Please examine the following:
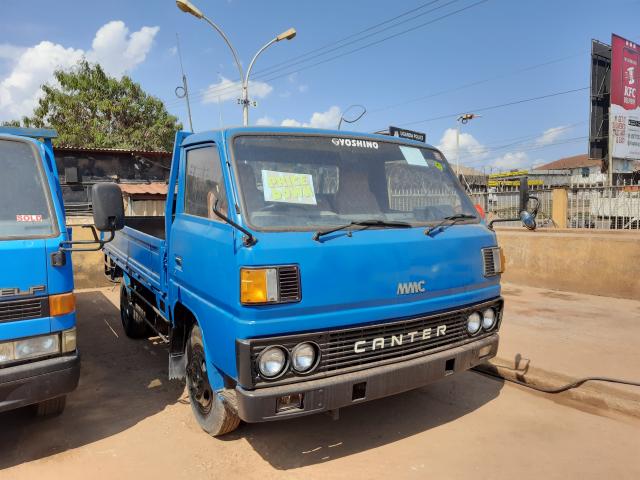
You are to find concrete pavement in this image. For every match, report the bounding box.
[479,282,640,417]
[0,289,638,479]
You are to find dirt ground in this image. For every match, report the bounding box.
[1,288,639,479]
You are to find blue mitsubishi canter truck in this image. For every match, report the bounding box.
[0,127,79,416]
[99,127,519,436]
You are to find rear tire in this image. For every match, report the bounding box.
[35,396,66,417]
[120,283,151,339]
[186,325,240,437]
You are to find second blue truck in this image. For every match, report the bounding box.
[99,126,508,436]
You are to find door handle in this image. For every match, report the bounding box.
[174,255,183,268]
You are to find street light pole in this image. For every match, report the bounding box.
[176,0,295,126]
[455,113,480,178]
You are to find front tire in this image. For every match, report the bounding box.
[120,283,151,339]
[186,325,240,437]
[35,396,66,417]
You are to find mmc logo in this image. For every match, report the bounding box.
[396,281,426,295]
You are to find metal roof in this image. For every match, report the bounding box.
[119,183,168,196]
[54,146,171,156]
[534,154,601,171]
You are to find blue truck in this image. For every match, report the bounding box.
[0,127,79,416]
[99,127,526,436]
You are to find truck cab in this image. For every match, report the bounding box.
[0,128,79,416]
[102,127,507,436]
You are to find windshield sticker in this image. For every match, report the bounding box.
[331,138,379,149]
[261,170,317,205]
[433,161,444,171]
[16,215,43,222]
[399,146,427,167]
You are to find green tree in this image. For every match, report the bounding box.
[23,60,182,151]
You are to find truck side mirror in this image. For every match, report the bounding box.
[92,183,125,232]
[518,178,538,231]
[58,183,124,253]
[489,176,539,231]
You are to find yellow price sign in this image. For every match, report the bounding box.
[261,170,317,205]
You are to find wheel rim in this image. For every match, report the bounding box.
[187,344,213,415]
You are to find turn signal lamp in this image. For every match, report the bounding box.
[240,268,278,304]
[50,293,76,317]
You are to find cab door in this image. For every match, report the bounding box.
[168,142,238,376]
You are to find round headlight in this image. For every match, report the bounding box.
[482,308,496,330]
[291,342,319,373]
[257,346,288,379]
[467,312,481,335]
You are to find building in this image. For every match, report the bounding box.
[534,154,640,185]
[53,146,171,216]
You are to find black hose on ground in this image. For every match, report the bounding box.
[473,367,640,393]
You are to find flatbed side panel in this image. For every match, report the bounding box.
[104,226,164,294]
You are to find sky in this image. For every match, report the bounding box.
[1,0,639,172]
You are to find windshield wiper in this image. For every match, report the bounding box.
[424,214,476,237]
[313,219,412,242]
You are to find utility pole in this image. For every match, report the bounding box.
[174,34,194,132]
[456,113,480,178]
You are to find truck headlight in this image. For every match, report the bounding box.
[291,342,319,373]
[467,312,481,335]
[241,268,278,304]
[482,308,496,330]
[15,334,60,360]
[257,346,288,379]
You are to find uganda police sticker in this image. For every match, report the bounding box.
[433,161,444,172]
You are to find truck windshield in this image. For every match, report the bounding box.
[231,135,478,231]
[0,139,57,239]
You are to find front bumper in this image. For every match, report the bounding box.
[0,352,80,413]
[235,333,498,422]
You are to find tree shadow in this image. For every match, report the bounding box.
[226,370,504,470]
[0,290,184,470]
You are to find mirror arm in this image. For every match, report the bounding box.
[211,205,257,247]
[59,226,115,252]
[488,217,521,230]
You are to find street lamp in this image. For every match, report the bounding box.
[176,0,296,126]
[455,113,481,177]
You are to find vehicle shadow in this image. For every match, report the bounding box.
[0,289,184,470]
[228,369,504,469]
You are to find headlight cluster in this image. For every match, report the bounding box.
[0,328,77,366]
[466,308,497,335]
[257,342,320,379]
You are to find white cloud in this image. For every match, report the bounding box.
[168,46,178,56]
[298,84,309,93]
[0,42,83,120]
[535,125,568,146]
[256,116,274,126]
[437,128,488,162]
[87,21,159,77]
[202,75,273,104]
[281,106,342,129]
[0,21,159,120]
[491,151,530,170]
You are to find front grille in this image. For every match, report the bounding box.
[241,298,502,388]
[278,266,301,302]
[482,247,498,276]
[0,297,49,323]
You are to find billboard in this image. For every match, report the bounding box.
[611,34,640,161]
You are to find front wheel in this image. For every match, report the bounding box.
[34,396,66,417]
[120,283,151,339]
[186,325,240,436]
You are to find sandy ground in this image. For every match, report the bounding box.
[0,287,639,479]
